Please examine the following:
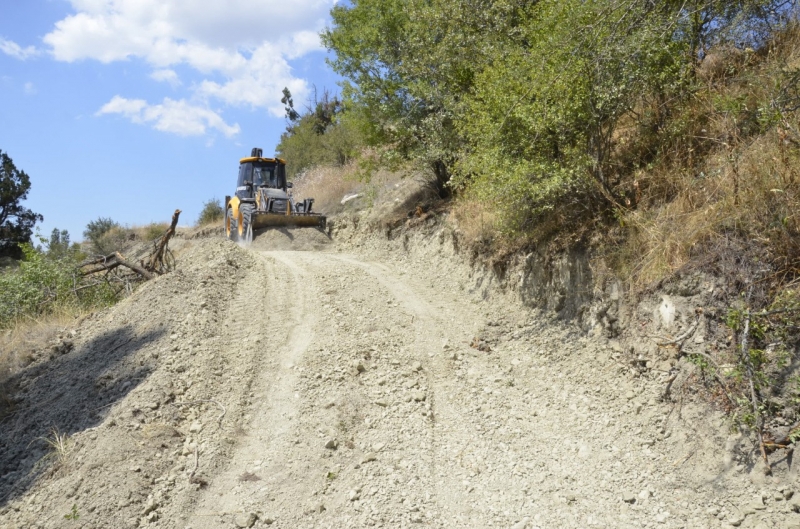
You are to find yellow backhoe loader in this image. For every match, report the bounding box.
[224,148,326,243]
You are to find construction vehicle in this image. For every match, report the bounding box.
[224,148,326,243]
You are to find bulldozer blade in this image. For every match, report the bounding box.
[251,213,326,229]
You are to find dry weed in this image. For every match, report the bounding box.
[34,427,73,468]
[452,197,500,247]
[612,25,800,290]
[291,164,362,215]
[0,311,80,382]
[621,128,800,288]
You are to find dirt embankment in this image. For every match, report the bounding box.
[1,220,799,529]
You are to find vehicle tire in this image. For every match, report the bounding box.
[239,203,254,245]
[225,207,238,241]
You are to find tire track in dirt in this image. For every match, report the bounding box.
[323,253,493,525]
[179,250,319,528]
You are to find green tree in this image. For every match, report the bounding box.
[322,0,532,195]
[83,217,120,255]
[0,150,43,258]
[46,228,79,260]
[197,198,224,226]
[276,88,363,178]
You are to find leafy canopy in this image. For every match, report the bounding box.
[0,150,42,257]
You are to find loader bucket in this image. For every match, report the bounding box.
[251,212,326,229]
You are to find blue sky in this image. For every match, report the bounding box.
[0,0,342,243]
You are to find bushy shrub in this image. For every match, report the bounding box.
[83,217,121,255]
[197,199,224,226]
[0,244,116,328]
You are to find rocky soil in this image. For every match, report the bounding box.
[1,221,800,529]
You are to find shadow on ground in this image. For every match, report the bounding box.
[0,324,165,506]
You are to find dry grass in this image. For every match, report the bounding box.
[452,197,501,248]
[613,26,800,291]
[0,310,81,385]
[35,427,73,468]
[291,164,363,216]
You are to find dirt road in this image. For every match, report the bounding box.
[1,236,797,529]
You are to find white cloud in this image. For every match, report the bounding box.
[97,95,241,137]
[24,82,37,95]
[196,44,309,116]
[0,37,39,60]
[150,68,181,87]
[43,0,333,135]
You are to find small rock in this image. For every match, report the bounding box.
[325,439,338,450]
[355,362,366,373]
[412,361,422,372]
[188,421,203,433]
[142,497,159,515]
[234,512,258,528]
[728,513,745,527]
[510,517,529,529]
[375,399,389,407]
[625,391,635,400]
[361,453,377,464]
[413,391,426,402]
[349,490,360,501]
[622,492,636,504]
[638,490,651,500]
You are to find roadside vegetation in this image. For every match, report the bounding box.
[276,0,800,464]
[197,198,224,226]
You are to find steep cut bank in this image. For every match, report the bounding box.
[0,228,798,528]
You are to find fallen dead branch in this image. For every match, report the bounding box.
[80,252,154,280]
[79,209,181,282]
[764,423,800,454]
[145,209,181,274]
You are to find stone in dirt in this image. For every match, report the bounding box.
[622,492,636,503]
[413,391,426,402]
[510,518,530,529]
[325,438,339,450]
[234,512,258,528]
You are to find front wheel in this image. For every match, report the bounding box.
[225,207,238,241]
[239,204,254,245]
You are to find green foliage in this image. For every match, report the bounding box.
[0,150,43,258]
[64,504,79,521]
[0,243,116,329]
[276,89,363,179]
[83,217,121,255]
[46,228,81,260]
[197,198,224,226]
[455,0,691,233]
[322,0,798,231]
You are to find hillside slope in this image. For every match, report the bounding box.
[1,228,798,529]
